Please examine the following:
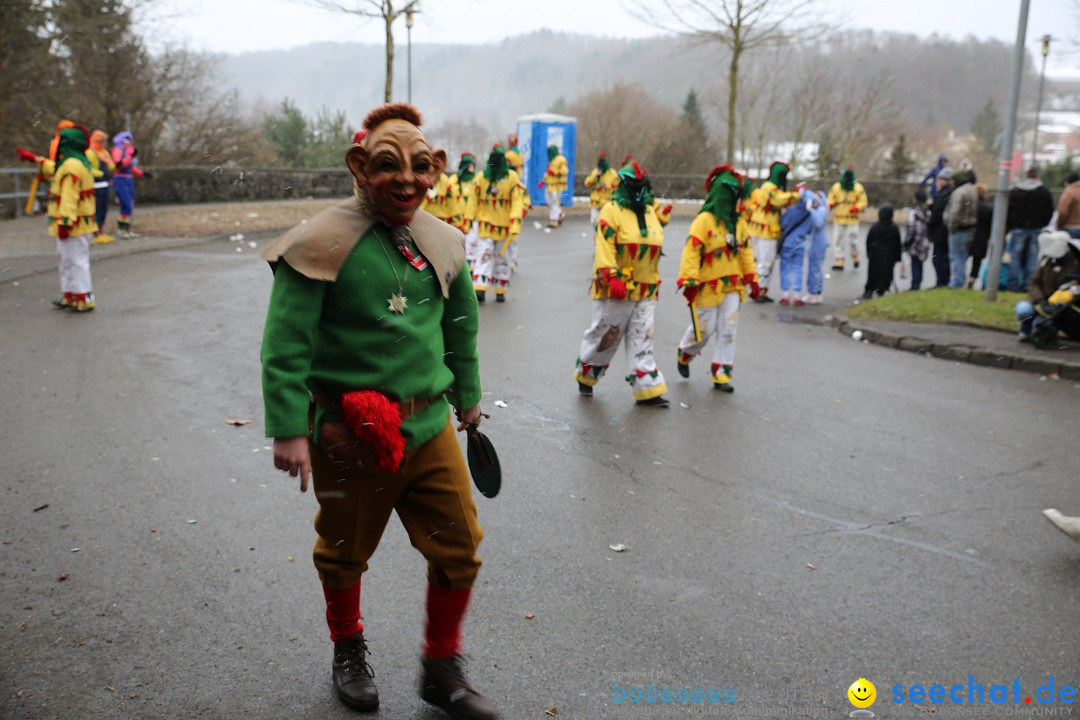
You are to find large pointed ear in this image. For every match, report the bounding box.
[345,144,367,187]
[429,148,447,183]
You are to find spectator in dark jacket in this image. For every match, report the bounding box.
[969,183,993,288]
[862,205,902,299]
[1015,231,1080,340]
[927,169,955,287]
[1006,167,1055,291]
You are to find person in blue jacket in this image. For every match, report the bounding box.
[804,190,830,304]
[777,188,816,306]
[919,154,949,200]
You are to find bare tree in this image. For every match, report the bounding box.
[299,0,420,103]
[625,0,830,164]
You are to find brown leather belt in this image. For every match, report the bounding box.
[311,390,445,421]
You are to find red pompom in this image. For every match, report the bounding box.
[340,390,405,473]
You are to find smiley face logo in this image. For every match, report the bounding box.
[848,678,876,709]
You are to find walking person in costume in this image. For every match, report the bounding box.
[574,161,670,407]
[747,161,800,303]
[420,166,463,229]
[454,153,480,269]
[110,131,144,238]
[472,145,524,303]
[827,164,868,271]
[504,134,531,269]
[584,152,619,227]
[538,144,569,228]
[87,130,116,244]
[260,102,498,720]
[675,166,757,392]
[17,124,99,312]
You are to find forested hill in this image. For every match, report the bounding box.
[217,28,1029,136]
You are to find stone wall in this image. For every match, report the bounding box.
[133,167,355,205]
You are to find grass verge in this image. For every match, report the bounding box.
[846,288,1025,332]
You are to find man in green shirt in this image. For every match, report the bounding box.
[260,103,497,720]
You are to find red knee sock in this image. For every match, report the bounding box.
[322,581,363,643]
[423,584,471,660]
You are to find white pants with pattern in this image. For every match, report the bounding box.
[752,235,778,290]
[472,235,513,293]
[545,189,562,224]
[464,223,479,269]
[574,299,667,401]
[832,222,860,266]
[677,293,740,383]
[57,234,93,294]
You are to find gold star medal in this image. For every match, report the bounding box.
[388,293,408,314]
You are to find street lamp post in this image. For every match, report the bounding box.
[403,9,414,103]
[1032,34,1051,169]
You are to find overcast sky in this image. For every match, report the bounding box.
[153,0,1078,74]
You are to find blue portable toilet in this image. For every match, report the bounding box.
[515,113,576,208]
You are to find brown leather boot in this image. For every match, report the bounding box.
[420,656,499,719]
[333,632,379,712]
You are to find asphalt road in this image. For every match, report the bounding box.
[1,216,1078,720]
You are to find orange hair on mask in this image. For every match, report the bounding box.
[362,102,423,131]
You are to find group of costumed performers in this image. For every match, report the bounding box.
[110,131,145,238]
[260,102,499,720]
[746,161,801,303]
[472,146,525,303]
[675,166,759,392]
[538,144,569,228]
[826,164,868,271]
[583,152,620,227]
[574,160,672,407]
[16,122,100,312]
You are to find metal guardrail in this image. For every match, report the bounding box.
[0,167,46,218]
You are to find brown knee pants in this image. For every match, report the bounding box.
[311,421,484,591]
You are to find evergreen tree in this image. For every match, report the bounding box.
[682,89,708,141]
[264,99,310,168]
[885,134,916,180]
[971,98,1003,157]
[305,108,356,168]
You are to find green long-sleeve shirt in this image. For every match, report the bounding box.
[261,224,481,450]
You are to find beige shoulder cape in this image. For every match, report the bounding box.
[260,198,466,298]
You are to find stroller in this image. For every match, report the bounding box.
[1031,275,1080,348]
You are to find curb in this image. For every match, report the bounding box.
[828,312,1080,380]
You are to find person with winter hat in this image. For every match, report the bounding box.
[574,161,670,407]
[260,102,498,719]
[1014,230,1080,341]
[675,166,757,392]
[827,164,868,271]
